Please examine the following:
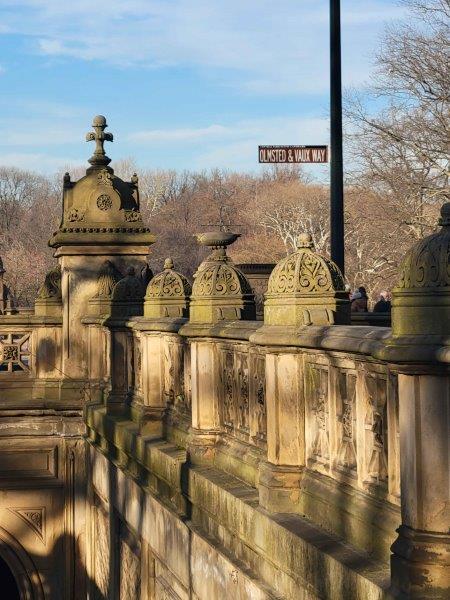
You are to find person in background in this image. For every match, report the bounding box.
[350,286,368,312]
[373,290,391,313]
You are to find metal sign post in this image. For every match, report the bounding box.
[330,0,345,275]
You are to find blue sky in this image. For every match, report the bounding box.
[0,0,405,177]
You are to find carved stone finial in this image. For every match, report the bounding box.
[145,259,191,318]
[190,232,255,323]
[377,200,450,363]
[265,231,349,326]
[85,115,113,167]
[131,173,139,185]
[63,172,71,187]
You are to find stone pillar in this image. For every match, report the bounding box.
[252,232,349,512]
[377,202,450,599]
[130,259,191,435]
[259,351,304,512]
[189,339,221,461]
[46,116,154,400]
[181,231,256,461]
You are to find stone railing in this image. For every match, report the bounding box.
[83,211,450,598]
[0,314,62,385]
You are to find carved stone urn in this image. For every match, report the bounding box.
[189,231,255,323]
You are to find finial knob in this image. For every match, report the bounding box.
[296,233,314,249]
[164,258,174,270]
[86,115,113,167]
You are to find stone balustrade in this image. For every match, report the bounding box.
[0,119,447,599]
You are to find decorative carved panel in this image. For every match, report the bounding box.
[222,351,234,431]
[336,371,357,474]
[94,503,110,599]
[119,535,141,600]
[250,354,266,447]
[8,507,45,542]
[0,332,31,373]
[133,338,142,394]
[178,343,191,413]
[306,363,330,468]
[363,375,388,486]
[236,352,249,436]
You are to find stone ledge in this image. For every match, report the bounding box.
[250,324,391,356]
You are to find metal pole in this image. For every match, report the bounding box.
[330,0,345,275]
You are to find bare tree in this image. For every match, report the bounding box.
[345,0,449,240]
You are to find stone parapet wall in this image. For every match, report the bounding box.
[84,316,403,598]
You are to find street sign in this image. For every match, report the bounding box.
[258,145,328,164]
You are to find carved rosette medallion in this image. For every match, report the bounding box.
[97,194,113,211]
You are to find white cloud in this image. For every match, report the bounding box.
[129,124,229,142]
[0,0,406,94]
[128,115,330,173]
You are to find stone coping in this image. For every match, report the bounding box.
[0,315,62,326]
[250,324,391,355]
[179,320,263,340]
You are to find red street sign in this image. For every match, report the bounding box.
[258,145,328,164]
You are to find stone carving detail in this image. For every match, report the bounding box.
[146,258,191,298]
[180,343,192,411]
[364,376,388,484]
[119,537,141,600]
[251,355,266,445]
[94,504,110,598]
[336,372,357,472]
[3,345,18,361]
[193,263,252,297]
[8,507,45,542]
[222,351,234,430]
[37,264,62,300]
[97,194,113,210]
[268,234,345,295]
[133,340,142,394]
[96,261,122,298]
[67,207,84,222]
[0,333,31,373]
[124,209,142,222]
[307,365,329,463]
[237,354,249,434]
[97,169,113,186]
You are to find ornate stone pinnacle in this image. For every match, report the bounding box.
[86,115,113,167]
